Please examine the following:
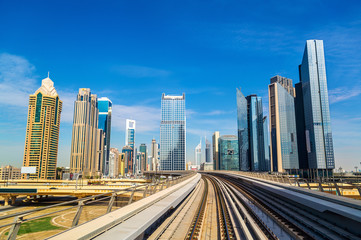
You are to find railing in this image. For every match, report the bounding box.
[220,171,361,199]
[0,173,194,240]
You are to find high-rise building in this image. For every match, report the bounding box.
[98,97,112,176]
[70,88,101,177]
[139,143,147,172]
[195,140,202,167]
[297,40,335,177]
[122,146,133,175]
[119,153,125,176]
[205,137,211,163]
[269,77,299,173]
[237,89,267,171]
[236,88,249,171]
[212,131,220,170]
[150,139,158,171]
[160,93,186,171]
[95,129,105,176]
[218,135,239,171]
[263,116,271,172]
[109,148,120,178]
[23,76,62,179]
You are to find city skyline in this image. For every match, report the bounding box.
[1,1,361,171]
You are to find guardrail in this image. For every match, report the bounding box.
[218,171,361,199]
[0,173,194,240]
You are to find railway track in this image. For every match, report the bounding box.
[212,173,361,240]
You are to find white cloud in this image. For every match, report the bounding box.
[112,65,171,78]
[111,104,161,132]
[329,87,361,104]
[0,53,38,107]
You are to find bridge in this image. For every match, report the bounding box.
[0,171,360,239]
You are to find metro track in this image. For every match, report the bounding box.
[210,173,361,240]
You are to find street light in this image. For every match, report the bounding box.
[355,166,359,184]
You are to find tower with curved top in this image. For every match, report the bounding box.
[23,76,62,179]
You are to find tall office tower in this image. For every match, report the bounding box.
[195,140,202,166]
[119,153,125,176]
[125,119,136,172]
[237,89,267,171]
[23,76,62,179]
[218,135,239,171]
[70,88,99,177]
[122,146,133,175]
[212,131,220,170]
[95,129,105,176]
[98,97,112,176]
[298,40,335,177]
[236,88,249,171]
[151,139,158,171]
[269,77,299,173]
[295,82,309,171]
[160,93,186,171]
[139,143,147,171]
[263,116,271,171]
[137,152,146,173]
[109,148,120,178]
[205,137,211,163]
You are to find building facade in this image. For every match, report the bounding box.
[212,131,220,170]
[0,166,21,180]
[195,140,202,167]
[70,88,101,177]
[236,88,249,171]
[23,76,62,179]
[122,146,133,175]
[109,148,120,178]
[160,93,186,171]
[263,116,271,171]
[218,135,239,171]
[150,139,158,171]
[139,143,147,172]
[205,137,211,163]
[298,40,335,177]
[237,88,267,172]
[98,97,112,176]
[269,77,299,173]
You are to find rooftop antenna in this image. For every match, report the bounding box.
[48,71,50,78]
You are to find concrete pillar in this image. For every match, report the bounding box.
[11,196,16,205]
[3,196,9,206]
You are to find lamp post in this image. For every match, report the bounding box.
[355,166,359,184]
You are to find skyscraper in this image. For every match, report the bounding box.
[98,97,112,176]
[109,148,120,178]
[269,76,299,173]
[297,40,335,177]
[218,135,239,171]
[205,137,211,163]
[236,88,249,171]
[70,88,100,177]
[122,145,133,175]
[125,119,136,150]
[237,89,267,171]
[263,116,271,172]
[151,139,158,171]
[212,131,220,170]
[139,143,147,172]
[23,76,62,179]
[160,93,186,171]
[195,140,202,166]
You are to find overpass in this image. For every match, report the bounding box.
[1,171,361,239]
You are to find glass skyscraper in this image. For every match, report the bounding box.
[237,89,267,171]
[205,137,211,163]
[160,93,186,171]
[236,88,249,171]
[98,97,112,176]
[298,40,335,177]
[269,77,299,173]
[218,135,239,171]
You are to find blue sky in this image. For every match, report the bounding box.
[1,0,361,171]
